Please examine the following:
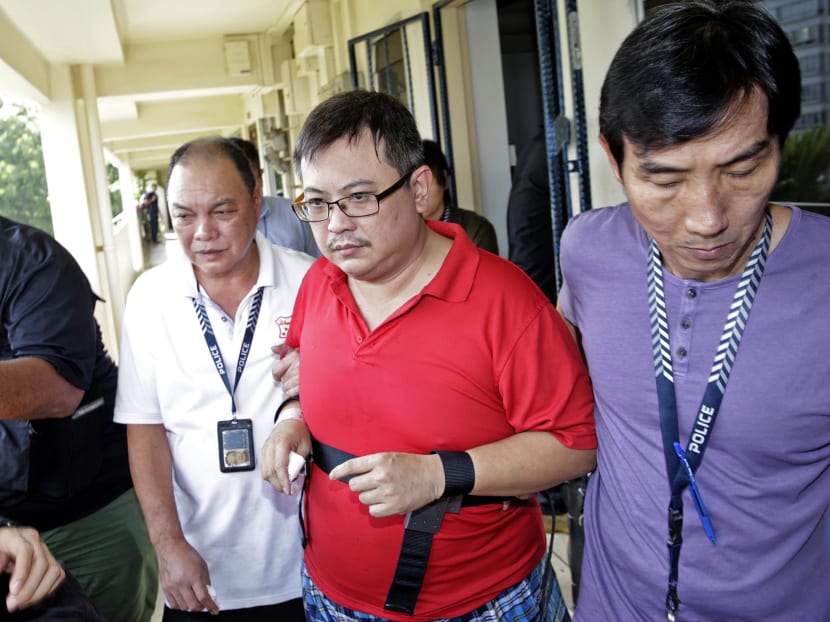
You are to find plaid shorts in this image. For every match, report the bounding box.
[302,555,571,622]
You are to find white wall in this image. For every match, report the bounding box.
[465,0,512,256]
[573,0,636,211]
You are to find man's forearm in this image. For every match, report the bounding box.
[466,431,596,498]
[0,357,83,420]
[127,424,186,551]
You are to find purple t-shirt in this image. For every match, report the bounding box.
[560,204,830,621]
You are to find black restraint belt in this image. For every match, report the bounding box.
[310,437,509,614]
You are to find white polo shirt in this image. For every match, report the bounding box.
[115,233,313,610]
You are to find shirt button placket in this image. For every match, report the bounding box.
[673,284,699,375]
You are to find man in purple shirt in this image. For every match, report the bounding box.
[558,2,830,620]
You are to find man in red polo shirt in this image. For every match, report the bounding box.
[262,90,596,622]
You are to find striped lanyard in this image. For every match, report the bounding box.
[192,285,264,418]
[647,210,772,621]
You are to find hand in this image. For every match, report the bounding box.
[272,344,299,397]
[155,538,219,615]
[330,452,445,518]
[0,526,65,612]
[262,420,311,495]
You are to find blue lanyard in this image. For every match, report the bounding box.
[192,285,264,418]
[647,210,771,621]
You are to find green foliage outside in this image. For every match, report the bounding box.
[0,99,52,235]
[772,124,830,204]
[108,162,123,218]
[0,99,126,236]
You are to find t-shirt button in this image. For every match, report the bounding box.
[356,336,363,343]
[676,347,688,359]
[681,317,691,329]
[686,288,698,299]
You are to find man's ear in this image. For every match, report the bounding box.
[253,190,263,222]
[410,165,433,215]
[599,134,624,184]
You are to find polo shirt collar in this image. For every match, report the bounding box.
[421,220,478,302]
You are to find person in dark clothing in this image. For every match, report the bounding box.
[0,521,105,620]
[140,181,160,243]
[0,216,158,622]
[421,140,499,254]
[506,129,558,304]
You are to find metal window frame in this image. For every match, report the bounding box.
[348,13,440,145]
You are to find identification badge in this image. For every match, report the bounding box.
[217,419,255,472]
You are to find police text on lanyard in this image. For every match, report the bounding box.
[192,285,265,417]
[647,211,771,621]
[192,285,265,473]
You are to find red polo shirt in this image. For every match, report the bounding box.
[288,221,595,620]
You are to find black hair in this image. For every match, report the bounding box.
[600,0,801,165]
[167,136,256,198]
[422,139,453,217]
[293,89,424,181]
[421,139,450,179]
[228,137,261,172]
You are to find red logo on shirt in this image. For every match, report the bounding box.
[275,315,291,339]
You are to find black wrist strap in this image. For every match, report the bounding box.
[434,450,475,497]
[273,395,300,424]
[385,451,474,614]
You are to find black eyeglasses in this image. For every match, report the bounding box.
[292,169,415,222]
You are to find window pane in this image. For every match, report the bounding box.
[762,0,830,212]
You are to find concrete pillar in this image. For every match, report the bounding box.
[116,154,145,273]
[37,63,122,357]
[79,64,125,342]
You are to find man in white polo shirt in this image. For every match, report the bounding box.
[115,136,313,621]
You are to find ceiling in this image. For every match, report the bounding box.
[0,0,305,172]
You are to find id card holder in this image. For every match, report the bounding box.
[217,419,255,472]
